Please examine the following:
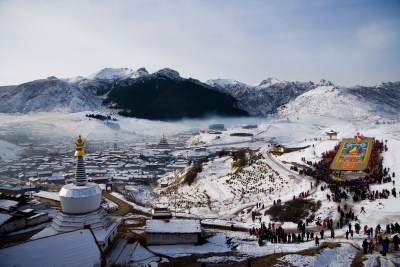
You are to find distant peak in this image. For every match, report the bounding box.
[258,77,281,87]
[136,67,148,75]
[124,67,149,79]
[206,78,249,88]
[317,79,334,87]
[88,68,135,80]
[155,68,181,80]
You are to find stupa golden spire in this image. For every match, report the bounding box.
[74,135,85,157]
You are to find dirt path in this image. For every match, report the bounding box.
[103,192,133,216]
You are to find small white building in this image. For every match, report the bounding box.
[145,219,202,245]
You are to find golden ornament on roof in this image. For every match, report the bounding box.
[74,135,85,157]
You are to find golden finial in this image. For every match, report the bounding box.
[74,135,85,157]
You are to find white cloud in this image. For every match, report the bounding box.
[356,20,399,49]
[0,1,399,87]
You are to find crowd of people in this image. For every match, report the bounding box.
[248,207,400,255]
[299,139,400,207]
[246,137,400,259]
[362,233,400,255]
[249,222,318,246]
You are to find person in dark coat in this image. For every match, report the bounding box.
[382,237,390,256]
[393,234,399,251]
[362,239,368,254]
[315,236,320,246]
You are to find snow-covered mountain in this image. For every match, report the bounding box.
[0,78,102,113]
[86,67,150,81]
[0,67,398,121]
[66,67,149,96]
[113,67,184,88]
[277,81,400,121]
[64,67,149,84]
[207,78,315,116]
[105,68,247,120]
[88,68,135,80]
[153,68,183,81]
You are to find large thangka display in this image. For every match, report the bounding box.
[330,133,373,171]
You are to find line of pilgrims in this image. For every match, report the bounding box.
[249,222,317,246]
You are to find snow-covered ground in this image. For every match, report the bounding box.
[150,115,400,265]
[277,243,358,267]
[148,232,231,257]
[1,111,400,265]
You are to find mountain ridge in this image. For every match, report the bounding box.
[0,78,102,113]
[0,67,398,121]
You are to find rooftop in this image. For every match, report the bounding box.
[0,213,12,225]
[0,229,102,267]
[33,191,60,201]
[145,219,201,234]
[0,199,19,210]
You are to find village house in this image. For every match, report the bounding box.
[145,219,202,245]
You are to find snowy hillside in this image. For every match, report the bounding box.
[277,82,400,122]
[0,78,102,113]
[207,78,315,116]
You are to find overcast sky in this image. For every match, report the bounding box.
[0,0,399,86]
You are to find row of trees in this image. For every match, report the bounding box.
[232,148,249,168]
[184,159,204,186]
[85,114,118,121]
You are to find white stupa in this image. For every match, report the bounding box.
[32,135,120,251]
[59,136,102,214]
